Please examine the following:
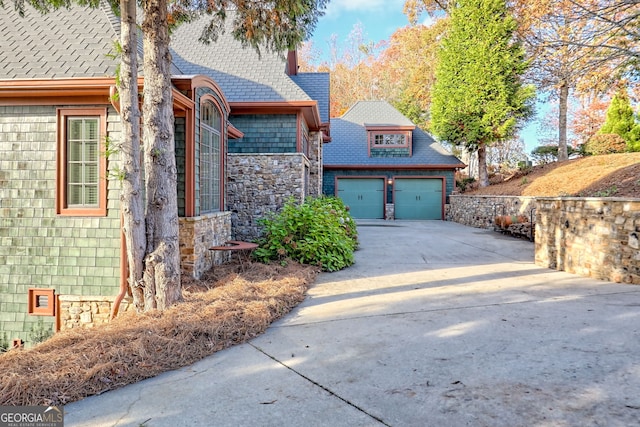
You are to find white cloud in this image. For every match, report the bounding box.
[421,15,436,27]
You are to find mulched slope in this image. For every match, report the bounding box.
[464,153,640,197]
[0,261,319,406]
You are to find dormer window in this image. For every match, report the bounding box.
[372,132,409,147]
[366,124,415,158]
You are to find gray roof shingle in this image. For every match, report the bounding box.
[169,16,316,103]
[324,101,463,167]
[0,5,327,110]
[0,3,120,79]
[290,72,330,123]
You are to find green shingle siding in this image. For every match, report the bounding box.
[0,105,122,343]
[370,147,411,158]
[229,114,297,154]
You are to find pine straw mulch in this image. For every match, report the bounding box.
[0,260,319,406]
[464,153,640,198]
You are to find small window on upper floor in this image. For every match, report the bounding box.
[56,108,108,216]
[372,133,409,147]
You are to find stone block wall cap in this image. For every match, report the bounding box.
[58,295,116,302]
[450,194,537,200]
[180,211,232,222]
[536,196,640,202]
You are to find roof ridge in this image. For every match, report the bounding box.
[101,0,121,39]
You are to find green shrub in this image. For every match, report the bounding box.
[254,197,358,272]
[583,133,627,155]
[29,318,53,346]
[0,331,8,353]
[456,177,476,192]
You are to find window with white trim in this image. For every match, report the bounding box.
[57,108,107,216]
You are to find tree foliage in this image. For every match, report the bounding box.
[430,0,534,187]
[379,20,447,129]
[599,86,640,151]
[583,133,628,155]
[300,24,386,117]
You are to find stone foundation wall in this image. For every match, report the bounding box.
[447,195,538,229]
[308,131,323,197]
[227,153,307,241]
[57,295,134,331]
[535,198,640,284]
[179,212,232,279]
[385,203,395,220]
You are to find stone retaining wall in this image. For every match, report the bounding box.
[447,194,538,229]
[57,295,133,331]
[449,194,640,285]
[535,198,640,284]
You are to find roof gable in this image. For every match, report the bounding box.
[341,101,415,127]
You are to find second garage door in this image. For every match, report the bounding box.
[394,178,443,220]
[337,178,385,219]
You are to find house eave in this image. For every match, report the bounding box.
[323,164,467,170]
[0,77,119,105]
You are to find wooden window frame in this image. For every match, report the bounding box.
[56,108,108,216]
[199,96,224,214]
[368,131,411,148]
[28,288,56,316]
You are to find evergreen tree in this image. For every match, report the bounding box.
[430,0,535,187]
[600,87,640,152]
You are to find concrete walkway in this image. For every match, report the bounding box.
[65,220,640,426]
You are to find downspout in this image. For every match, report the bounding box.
[109,85,121,113]
[110,212,129,319]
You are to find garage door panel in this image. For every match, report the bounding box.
[337,178,384,219]
[395,179,442,220]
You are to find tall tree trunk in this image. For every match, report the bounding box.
[558,80,569,162]
[477,144,490,188]
[141,0,182,310]
[116,0,146,314]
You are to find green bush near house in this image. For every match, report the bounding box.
[254,196,358,272]
[0,332,8,354]
[29,318,53,346]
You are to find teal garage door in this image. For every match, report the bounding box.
[337,178,385,219]
[395,178,443,220]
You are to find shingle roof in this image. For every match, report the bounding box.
[324,101,464,167]
[0,4,328,109]
[0,3,120,79]
[341,100,414,127]
[169,16,316,103]
[290,72,330,123]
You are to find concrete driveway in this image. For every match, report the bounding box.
[65,220,640,426]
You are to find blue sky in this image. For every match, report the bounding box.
[310,0,412,59]
[309,0,542,154]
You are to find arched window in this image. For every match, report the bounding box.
[200,100,222,213]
